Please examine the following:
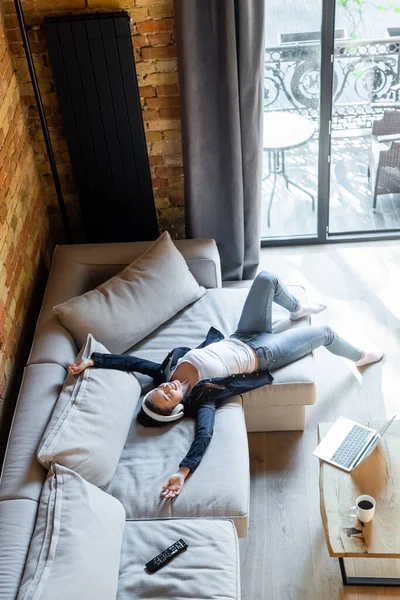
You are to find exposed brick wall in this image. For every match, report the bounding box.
[0,5,52,414]
[2,0,185,239]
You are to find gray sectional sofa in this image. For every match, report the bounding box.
[0,238,315,599]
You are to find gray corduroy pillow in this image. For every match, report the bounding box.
[37,334,141,489]
[17,464,125,600]
[53,231,206,353]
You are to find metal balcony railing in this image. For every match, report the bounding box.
[264,36,400,130]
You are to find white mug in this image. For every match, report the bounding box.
[348,494,376,523]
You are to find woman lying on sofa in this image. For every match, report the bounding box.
[68,271,383,499]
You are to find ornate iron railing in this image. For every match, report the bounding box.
[264,37,400,129]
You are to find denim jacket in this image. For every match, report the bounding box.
[92,327,273,473]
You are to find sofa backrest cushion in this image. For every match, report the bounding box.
[0,363,67,503]
[17,465,125,600]
[0,499,39,600]
[37,334,141,489]
[53,231,206,354]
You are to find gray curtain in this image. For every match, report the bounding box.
[175,0,265,280]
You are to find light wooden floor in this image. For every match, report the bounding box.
[239,240,400,599]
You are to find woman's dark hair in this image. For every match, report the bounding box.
[145,396,173,416]
[136,392,173,428]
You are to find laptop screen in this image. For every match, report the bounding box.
[353,415,396,468]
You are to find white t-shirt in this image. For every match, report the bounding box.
[170,338,257,381]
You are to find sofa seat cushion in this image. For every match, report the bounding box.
[126,285,315,407]
[244,357,315,407]
[117,519,240,600]
[125,288,250,374]
[108,396,249,537]
[127,285,309,363]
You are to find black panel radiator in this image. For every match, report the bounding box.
[44,12,159,243]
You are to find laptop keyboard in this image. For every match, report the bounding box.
[330,424,372,468]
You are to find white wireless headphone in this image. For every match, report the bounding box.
[141,390,185,423]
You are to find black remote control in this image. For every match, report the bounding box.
[145,539,188,573]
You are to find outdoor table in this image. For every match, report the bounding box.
[263,112,315,227]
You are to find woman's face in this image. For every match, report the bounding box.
[148,380,184,412]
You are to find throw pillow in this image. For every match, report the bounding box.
[37,333,141,489]
[17,464,125,600]
[53,231,206,353]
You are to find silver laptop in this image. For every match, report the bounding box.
[314,415,396,472]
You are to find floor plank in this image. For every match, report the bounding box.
[240,434,273,600]
[239,241,400,599]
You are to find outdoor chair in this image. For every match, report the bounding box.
[368,109,400,211]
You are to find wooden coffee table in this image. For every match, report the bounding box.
[319,421,400,587]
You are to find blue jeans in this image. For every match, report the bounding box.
[231,271,363,371]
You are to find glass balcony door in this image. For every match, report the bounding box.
[261,0,400,245]
[261,3,323,239]
[328,0,400,235]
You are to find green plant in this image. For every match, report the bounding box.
[337,0,400,38]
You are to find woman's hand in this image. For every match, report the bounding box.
[68,357,94,376]
[161,467,190,499]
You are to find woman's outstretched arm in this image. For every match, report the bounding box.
[161,402,216,498]
[68,353,162,377]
